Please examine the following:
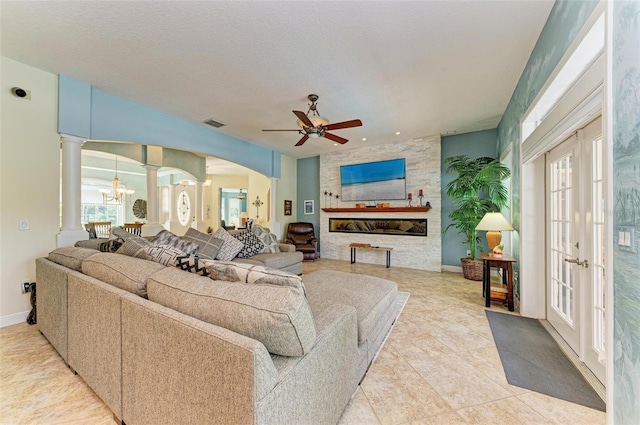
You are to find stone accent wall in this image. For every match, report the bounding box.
[319,136,441,271]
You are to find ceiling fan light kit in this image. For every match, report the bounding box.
[263,94,362,146]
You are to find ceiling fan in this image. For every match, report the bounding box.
[262,94,362,146]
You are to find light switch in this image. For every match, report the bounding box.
[19,219,29,230]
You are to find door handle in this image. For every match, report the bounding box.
[564,257,589,268]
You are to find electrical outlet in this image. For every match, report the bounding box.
[19,219,29,230]
[21,282,31,293]
[466,250,471,257]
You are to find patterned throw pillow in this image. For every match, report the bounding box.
[205,261,306,295]
[213,228,245,261]
[234,231,265,258]
[151,230,200,255]
[99,237,124,252]
[251,225,281,254]
[175,255,211,276]
[181,228,224,260]
[144,244,187,266]
[116,235,152,259]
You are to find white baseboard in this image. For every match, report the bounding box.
[1,311,29,328]
[442,265,463,273]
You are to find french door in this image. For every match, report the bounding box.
[546,116,605,384]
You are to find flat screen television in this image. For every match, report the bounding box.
[340,158,406,202]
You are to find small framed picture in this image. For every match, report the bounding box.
[284,200,292,216]
[304,200,314,215]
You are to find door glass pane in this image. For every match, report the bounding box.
[550,152,574,326]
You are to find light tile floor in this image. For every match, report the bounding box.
[0,259,606,425]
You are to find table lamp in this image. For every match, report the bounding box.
[240,212,249,227]
[476,212,514,252]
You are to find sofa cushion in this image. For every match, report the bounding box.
[249,251,303,270]
[147,267,316,356]
[151,230,200,255]
[234,231,265,258]
[204,260,306,295]
[182,228,224,260]
[48,247,100,271]
[144,244,187,266]
[252,225,281,254]
[213,228,244,261]
[302,270,398,345]
[81,252,166,298]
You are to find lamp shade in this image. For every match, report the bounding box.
[476,212,513,252]
[240,212,249,219]
[476,212,513,231]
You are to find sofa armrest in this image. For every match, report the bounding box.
[278,243,296,252]
[121,294,279,425]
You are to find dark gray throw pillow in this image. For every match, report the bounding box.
[181,228,224,259]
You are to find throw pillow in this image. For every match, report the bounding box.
[234,231,265,258]
[175,255,211,276]
[111,226,136,241]
[252,225,281,254]
[213,227,245,261]
[144,244,187,266]
[205,261,306,296]
[151,229,200,255]
[99,237,124,253]
[182,228,224,259]
[116,235,152,259]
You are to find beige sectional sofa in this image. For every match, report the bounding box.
[36,246,408,425]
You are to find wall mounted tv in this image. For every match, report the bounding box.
[340,158,406,202]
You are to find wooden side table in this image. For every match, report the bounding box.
[349,244,393,268]
[481,253,516,312]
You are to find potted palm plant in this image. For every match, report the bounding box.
[442,155,510,280]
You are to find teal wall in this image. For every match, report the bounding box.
[496,0,598,293]
[58,76,281,178]
[612,2,640,422]
[296,156,320,239]
[441,129,497,266]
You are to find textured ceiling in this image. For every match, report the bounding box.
[1,1,554,160]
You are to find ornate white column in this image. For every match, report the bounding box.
[191,181,206,232]
[141,165,164,237]
[57,134,89,247]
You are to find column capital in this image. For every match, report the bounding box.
[143,164,161,171]
[59,134,86,145]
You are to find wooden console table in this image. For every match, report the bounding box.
[350,244,393,268]
[481,253,516,312]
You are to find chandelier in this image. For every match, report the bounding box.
[237,189,246,200]
[99,157,134,204]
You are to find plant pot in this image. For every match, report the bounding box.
[460,257,483,281]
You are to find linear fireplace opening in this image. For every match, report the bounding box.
[329,218,427,237]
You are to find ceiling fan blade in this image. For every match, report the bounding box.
[324,132,349,144]
[295,134,310,146]
[324,119,362,131]
[293,110,314,128]
[262,129,302,132]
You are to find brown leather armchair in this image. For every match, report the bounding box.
[285,222,319,261]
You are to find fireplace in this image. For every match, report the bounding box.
[329,218,427,237]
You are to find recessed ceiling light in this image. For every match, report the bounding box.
[362,138,367,141]
[395,132,401,135]
[333,143,338,146]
